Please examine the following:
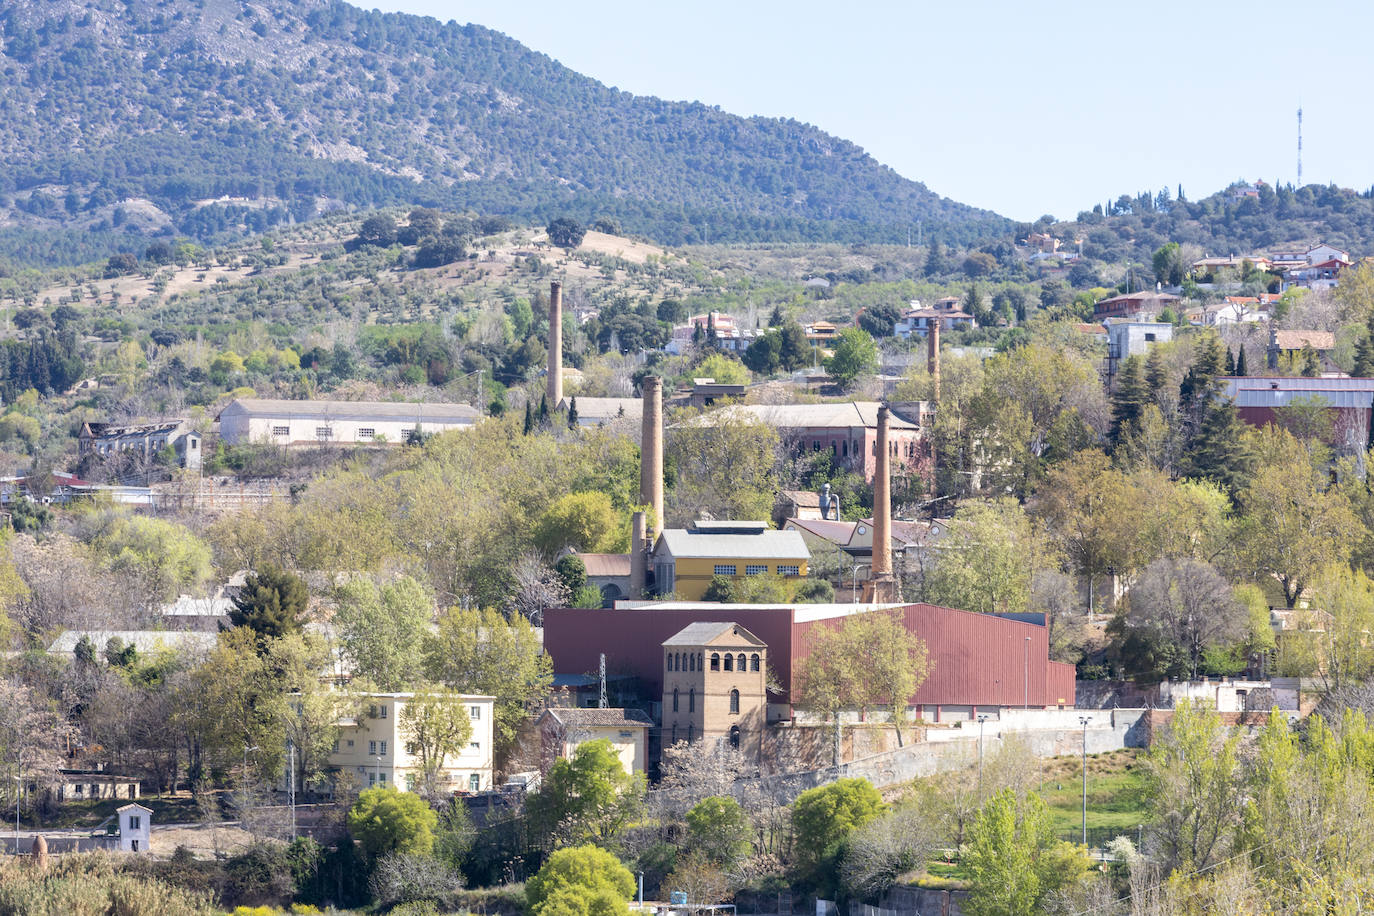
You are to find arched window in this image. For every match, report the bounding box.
[751,653,761,672]
[688,723,695,744]
[723,654,733,672]
[672,724,677,743]
[689,688,696,712]
[730,725,740,749]
[842,440,849,458]
[673,688,679,713]
[710,653,720,671]
[666,654,672,672]
[689,653,695,672]
[737,654,746,671]
[729,689,740,715]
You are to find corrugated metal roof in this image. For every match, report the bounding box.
[657,528,810,560]
[1221,376,1374,393]
[1232,390,1374,409]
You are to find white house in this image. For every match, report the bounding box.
[329,693,496,794]
[217,398,479,447]
[1106,321,1173,376]
[117,803,152,853]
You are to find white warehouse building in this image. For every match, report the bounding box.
[217,398,480,447]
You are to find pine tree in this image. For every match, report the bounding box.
[1145,347,1168,394]
[768,304,785,328]
[1300,344,1320,377]
[567,396,579,429]
[1236,346,1248,377]
[1353,312,1374,377]
[1110,356,1151,445]
[1183,401,1252,495]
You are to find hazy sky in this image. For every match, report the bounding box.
[356,0,1373,222]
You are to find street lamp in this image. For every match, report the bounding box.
[1079,716,1092,846]
[977,714,991,792]
[13,748,30,855]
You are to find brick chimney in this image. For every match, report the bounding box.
[640,376,664,541]
[630,511,647,599]
[865,404,898,602]
[928,320,941,403]
[547,280,563,406]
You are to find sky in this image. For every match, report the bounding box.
[357,0,1374,222]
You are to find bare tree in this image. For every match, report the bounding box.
[1127,558,1246,679]
[504,552,569,626]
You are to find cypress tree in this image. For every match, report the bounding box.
[539,394,549,422]
[1183,401,1252,496]
[524,402,533,435]
[567,396,579,429]
[924,237,945,278]
[1145,347,1168,394]
[1236,346,1248,377]
[1225,347,1236,375]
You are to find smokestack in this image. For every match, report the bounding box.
[630,511,647,599]
[547,281,563,406]
[862,405,898,603]
[640,376,664,540]
[872,405,892,580]
[927,320,941,403]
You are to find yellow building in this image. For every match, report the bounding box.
[329,692,495,794]
[651,521,810,600]
[537,707,654,775]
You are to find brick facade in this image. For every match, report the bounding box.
[662,623,768,761]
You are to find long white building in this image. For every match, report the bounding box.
[217,398,479,446]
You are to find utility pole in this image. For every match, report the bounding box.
[1297,105,1303,188]
[977,715,991,793]
[598,653,608,709]
[288,741,296,840]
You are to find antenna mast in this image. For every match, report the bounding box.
[1297,106,1303,188]
[598,653,608,708]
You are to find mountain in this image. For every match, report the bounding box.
[0,0,1009,263]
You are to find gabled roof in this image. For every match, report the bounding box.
[656,527,810,561]
[559,397,642,420]
[217,398,478,422]
[1273,330,1335,351]
[781,489,821,509]
[577,553,631,578]
[541,707,654,728]
[683,402,919,431]
[662,621,767,648]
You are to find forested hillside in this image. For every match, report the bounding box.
[0,0,1009,263]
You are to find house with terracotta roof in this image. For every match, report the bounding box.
[537,707,654,774]
[1265,328,1337,372]
[1093,290,1181,321]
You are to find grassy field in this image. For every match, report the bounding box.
[1035,748,1150,845]
[23,794,211,830]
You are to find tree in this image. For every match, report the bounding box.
[963,252,997,278]
[1182,399,1252,495]
[790,778,885,885]
[547,217,587,250]
[370,852,462,906]
[824,328,878,387]
[840,805,940,901]
[686,796,751,864]
[777,322,810,371]
[230,565,309,641]
[1124,559,1248,680]
[527,739,645,848]
[332,575,431,690]
[741,332,781,375]
[1308,564,1374,689]
[962,789,1091,916]
[1354,307,1374,377]
[399,688,475,799]
[856,303,902,338]
[356,214,398,247]
[924,498,1048,615]
[1142,699,1241,874]
[665,414,780,525]
[423,605,552,760]
[90,514,213,602]
[795,611,928,764]
[694,352,749,385]
[567,396,579,429]
[1237,427,1362,607]
[527,845,635,916]
[923,238,946,277]
[1110,355,1150,445]
[534,492,625,554]
[663,856,732,912]
[347,786,439,858]
[1152,242,1185,287]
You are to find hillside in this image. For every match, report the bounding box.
[0,0,1009,263]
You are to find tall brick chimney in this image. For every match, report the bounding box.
[547,280,563,407]
[864,404,898,602]
[640,376,664,540]
[630,511,647,599]
[928,320,941,403]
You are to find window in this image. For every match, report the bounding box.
[689,654,695,672]
[272,426,289,436]
[673,689,679,712]
[729,689,740,715]
[368,705,377,719]
[745,564,767,576]
[75,784,84,796]
[751,653,761,672]
[737,653,746,670]
[842,441,849,457]
[379,705,388,719]
[379,772,387,783]
[379,741,387,755]
[347,739,354,748]
[777,565,801,576]
[713,565,737,576]
[730,725,740,749]
[469,706,481,719]
[671,724,677,743]
[368,741,376,755]
[369,773,376,786]
[710,653,720,671]
[358,427,375,438]
[724,654,733,671]
[689,688,696,712]
[470,741,480,751]
[406,773,417,791]
[316,426,333,439]
[469,774,481,792]
[332,740,339,753]
[666,654,672,671]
